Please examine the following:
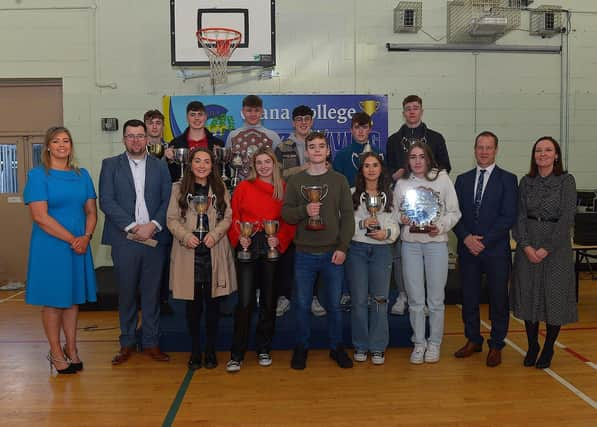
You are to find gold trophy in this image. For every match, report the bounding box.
[147,143,165,159]
[235,220,259,261]
[187,194,214,242]
[300,185,329,231]
[360,192,387,235]
[263,219,280,260]
[359,99,380,125]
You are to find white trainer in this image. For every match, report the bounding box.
[226,359,241,372]
[371,351,385,365]
[424,343,441,363]
[311,296,327,316]
[410,345,426,365]
[391,292,408,315]
[276,296,290,317]
[339,294,351,307]
[258,353,272,367]
[353,351,368,362]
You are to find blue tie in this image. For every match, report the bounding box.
[474,169,486,219]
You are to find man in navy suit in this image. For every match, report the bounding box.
[99,119,172,365]
[453,131,518,367]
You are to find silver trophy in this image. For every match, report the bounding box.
[173,148,189,181]
[213,146,232,183]
[360,192,387,235]
[399,187,441,233]
[186,194,215,242]
[230,152,243,189]
[300,185,329,231]
[263,219,280,260]
[235,220,259,261]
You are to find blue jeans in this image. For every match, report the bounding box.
[346,241,392,353]
[401,241,448,346]
[294,250,344,349]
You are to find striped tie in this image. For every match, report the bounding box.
[474,169,486,220]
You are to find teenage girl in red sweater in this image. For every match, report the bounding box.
[226,147,296,372]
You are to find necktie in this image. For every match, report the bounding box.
[474,169,486,219]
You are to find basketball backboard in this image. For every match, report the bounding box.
[170,0,276,67]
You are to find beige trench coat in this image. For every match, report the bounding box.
[167,183,237,300]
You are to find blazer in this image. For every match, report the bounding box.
[99,153,172,247]
[454,165,518,258]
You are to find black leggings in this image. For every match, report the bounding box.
[231,257,277,359]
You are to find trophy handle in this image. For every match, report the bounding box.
[300,185,309,201]
[251,221,260,237]
[360,192,367,206]
[320,184,329,201]
[186,193,193,206]
[351,152,360,170]
[379,192,387,211]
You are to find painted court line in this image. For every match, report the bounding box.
[0,290,25,303]
[162,369,195,427]
[480,318,597,411]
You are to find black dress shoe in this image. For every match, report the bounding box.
[160,301,174,316]
[204,351,218,369]
[188,354,202,370]
[535,348,554,369]
[523,344,540,367]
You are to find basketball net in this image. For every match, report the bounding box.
[197,28,242,84]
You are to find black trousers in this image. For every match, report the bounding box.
[231,257,277,359]
[186,249,219,354]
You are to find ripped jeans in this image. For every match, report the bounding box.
[346,241,393,353]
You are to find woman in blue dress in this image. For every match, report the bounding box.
[24,126,98,374]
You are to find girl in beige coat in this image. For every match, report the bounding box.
[167,148,237,370]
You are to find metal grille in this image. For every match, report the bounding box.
[394,2,422,33]
[447,0,523,43]
[0,144,18,193]
[530,5,562,37]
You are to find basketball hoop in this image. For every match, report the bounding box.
[197,27,242,84]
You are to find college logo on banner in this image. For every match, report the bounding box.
[162,94,388,157]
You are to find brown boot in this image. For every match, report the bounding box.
[112,346,135,365]
[486,348,502,367]
[454,340,482,358]
[143,347,170,362]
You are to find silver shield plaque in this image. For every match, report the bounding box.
[399,187,441,233]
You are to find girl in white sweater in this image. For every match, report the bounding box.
[394,142,461,364]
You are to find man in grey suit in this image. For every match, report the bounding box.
[99,119,172,365]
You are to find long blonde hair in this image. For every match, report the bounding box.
[247,146,284,200]
[41,126,79,173]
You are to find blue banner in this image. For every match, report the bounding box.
[163,94,388,157]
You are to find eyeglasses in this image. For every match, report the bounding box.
[294,116,313,123]
[125,134,146,140]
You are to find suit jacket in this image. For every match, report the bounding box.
[99,153,172,247]
[454,165,518,258]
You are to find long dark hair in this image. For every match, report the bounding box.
[177,147,227,220]
[402,141,440,182]
[352,152,394,213]
[527,136,565,177]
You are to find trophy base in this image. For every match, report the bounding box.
[409,225,432,233]
[266,249,279,261]
[306,222,326,231]
[237,251,253,262]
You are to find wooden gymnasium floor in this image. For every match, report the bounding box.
[1,274,597,426]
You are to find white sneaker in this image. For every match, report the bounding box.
[311,297,327,316]
[258,352,272,367]
[226,359,241,372]
[371,351,385,365]
[340,294,351,307]
[353,351,368,362]
[391,293,408,315]
[276,296,290,317]
[424,343,440,363]
[410,345,426,365]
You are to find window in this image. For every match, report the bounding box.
[0,144,18,193]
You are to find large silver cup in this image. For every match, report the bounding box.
[213,146,231,183]
[300,185,329,231]
[235,220,258,261]
[360,192,387,235]
[263,219,280,260]
[187,194,214,242]
[173,148,189,181]
[230,152,243,189]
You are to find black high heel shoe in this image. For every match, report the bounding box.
[47,351,78,374]
[523,344,540,367]
[63,345,84,371]
[535,348,554,369]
